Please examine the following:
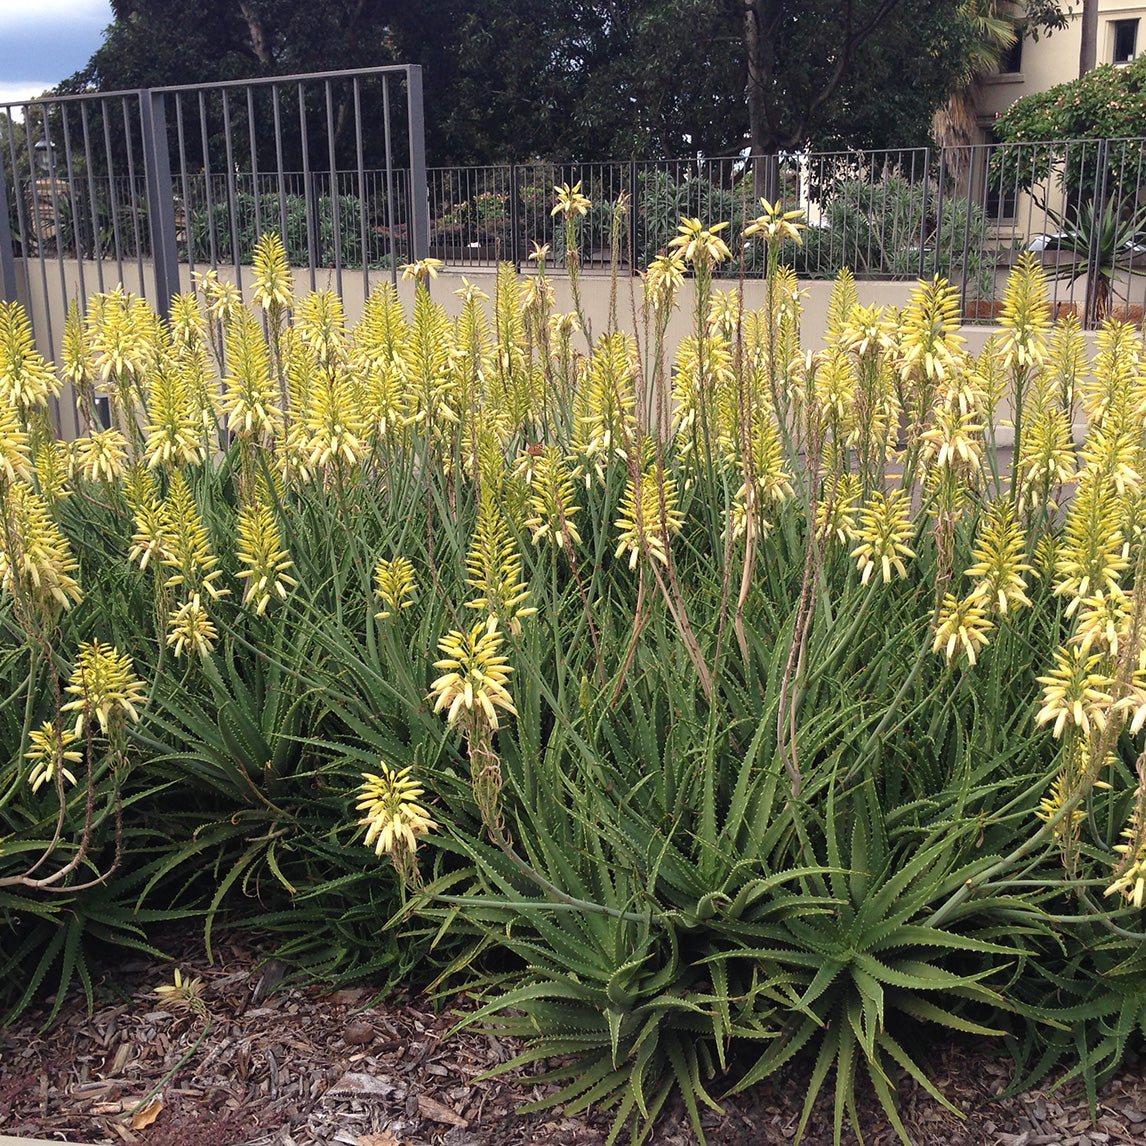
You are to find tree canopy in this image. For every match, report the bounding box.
[59,0,1065,165]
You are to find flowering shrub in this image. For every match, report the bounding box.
[3,218,1146,1143]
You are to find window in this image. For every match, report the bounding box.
[983,129,1017,222]
[999,32,1023,74]
[1113,19,1139,64]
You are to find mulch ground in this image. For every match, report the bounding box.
[2,930,1146,1146]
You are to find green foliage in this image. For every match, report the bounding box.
[993,57,1146,198]
[186,190,374,268]
[788,173,993,293]
[60,0,1061,164]
[1031,195,1146,323]
[2,234,1146,1146]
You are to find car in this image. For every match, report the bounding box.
[1026,229,1146,254]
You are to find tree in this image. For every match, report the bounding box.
[993,55,1146,327]
[63,0,398,89]
[1079,0,1098,75]
[932,0,1069,155]
[59,0,1044,166]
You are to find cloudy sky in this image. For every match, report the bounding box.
[0,0,114,107]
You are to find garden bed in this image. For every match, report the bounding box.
[2,931,1145,1146]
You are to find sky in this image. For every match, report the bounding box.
[0,0,114,108]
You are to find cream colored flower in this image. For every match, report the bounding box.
[26,721,82,793]
[61,640,147,737]
[933,594,993,665]
[1035,646,1112,739]
[356,764,437,857]
[551,181,591,218]
[430,616,517,730]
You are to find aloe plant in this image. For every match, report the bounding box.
[1035,194,1146,325]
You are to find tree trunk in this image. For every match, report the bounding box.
[744,0,780,200]
[239,1,273,66]
[1079,0,1098,76]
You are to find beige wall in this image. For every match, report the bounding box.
[12,257,1103,449]
[15,257,924,366]
[977,2,1146,123]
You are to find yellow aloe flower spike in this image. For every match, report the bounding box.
[1053,476,1128,616]
[73,428,129,484]
[251,232,294,312]
[643,251,687,314]
[465,503,536,633]
[1016,405,1076,515]
[815,474,862,545]
[614,467,685,570]
[195,270,244,328]
[743,198,806,246]
[964,502,1034,615]
[0,481,82,612]
[522,445,581,550]
[61,640,148,737]
[161,470,227,601]
[1036,765,1087,843]
[374,555,417,619]
[166,593,218,659]
[0,403,33,484]
[933,593,994,666]
[918,405,984,479]
[1072,588,1129,660]
[430,616,517,731]
[62,298,95,393]
[551,181,591,218]
[34,439,70,506]
[0,300,60,410]
[400,257,445,285]
[220,310,282,440]
[668,217,732,268]
[295,289,348,367]
[143,357,204,469]
[128,497,173,573]
[236,505,297,615]
[1035,646,1112,739]
[168,291,208,349]
[850,490,916,585]
[297,371,365,476]
[356,763,437,857]
[897,277,965,385]
[1107,793,1146,908]
[997,251,1051,372]
[26,721,82,793]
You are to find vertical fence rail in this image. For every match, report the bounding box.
[140,91,179,316]
[0,143,17,303]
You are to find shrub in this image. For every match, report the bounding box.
[2,229,1146,1146]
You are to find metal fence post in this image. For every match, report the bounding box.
[629,160,638,271]
[918,148,932,280]
[509,164,520,268]
[406,65,430,260]
[0,142,17,302]
[139,89,181,316]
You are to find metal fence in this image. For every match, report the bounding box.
[5,84,1146,345]
[1,65,428,356]
[417,139,1146,325]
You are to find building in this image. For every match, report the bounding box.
[975,3,1146,141]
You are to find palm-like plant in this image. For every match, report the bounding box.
[1037,195,1146,325]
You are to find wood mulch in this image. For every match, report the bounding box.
[2,930,1146,1146]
